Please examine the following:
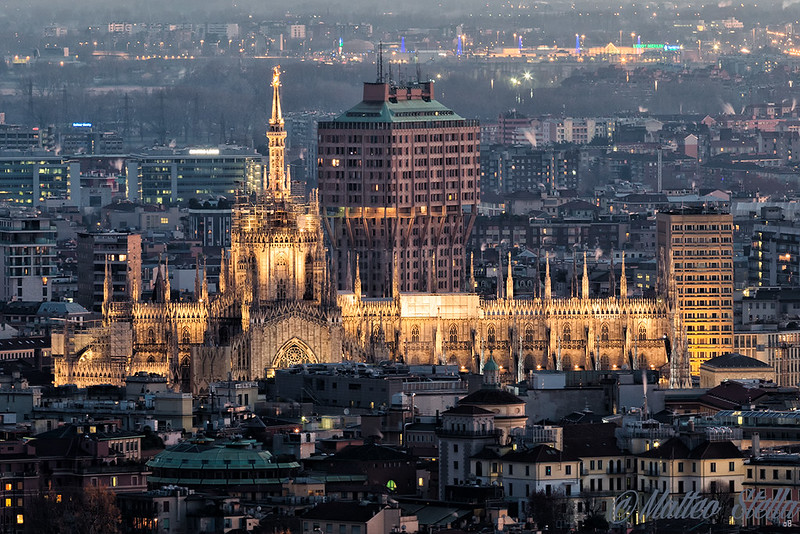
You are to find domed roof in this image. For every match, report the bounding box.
[459,388,524,406]
[147,439,276,471]
[483,355,500,372]
[701,353,772,370]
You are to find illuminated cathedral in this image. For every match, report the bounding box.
[52,68,691,393]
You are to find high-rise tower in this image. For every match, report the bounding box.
[657,209,734,375]
[318,80,480,297]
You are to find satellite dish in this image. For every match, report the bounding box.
[344,408,350,415]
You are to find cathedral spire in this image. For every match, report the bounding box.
[581,251,589,299]
[620,252,628,299]
[102,255,112,318]
[392,249,400,301]
[469,252,476,293]
[267,65,288,197]
[219,249,227,294]
[544,252,552,300]
[506,251,514,300]
[194,257,202,301]
[164,255,171,302]
[201,256,209,302]
[354,253,362,301]
[609,252,616,298]
[496,251,504,299]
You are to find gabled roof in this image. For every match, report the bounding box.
[459,388,524,406]
[502,444,581,463]
[688,440,743,460]
[303,502,385,523]
[333,443,413,462]
[562,423,624,457]
[638,437,690,459]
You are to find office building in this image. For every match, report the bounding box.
[0,214,57,301]
[0,156,79,206]
[318,80,480,296]
[125,147,263,205]
[656,209,734,373]
[76,231,142,312]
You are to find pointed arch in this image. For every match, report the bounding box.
[181,327,191,345]
[487,324,496,344]
[411,324,420,342]
[601,323,609,342]
[524,324,534,343]
[638,324,647,341]
[273,338,318,368]
[449,324,458,343]
[562,324,571,342]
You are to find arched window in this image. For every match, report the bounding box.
[147,328,156,344]
[411,325,420,342]
[449,324,458,343]
[525,325,534,343]
[562,324,571,342]
[601,324,609,342]
[181,327,191,345]
[487,325,496,344]
[638,325,647,341]
[276,279,287,301]
[304,254,314,300]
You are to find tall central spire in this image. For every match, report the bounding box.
[267,65,288,197]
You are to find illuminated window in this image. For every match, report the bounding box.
[160,217,169,225]
[111,476,118,487]
[4,498,10,507]
[4,483,10,491]
[16,514,22,525]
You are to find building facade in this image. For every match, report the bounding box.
[656,209,734,374]
[0,214,57,301]
[318,80,480,297]
[76,231,143,313]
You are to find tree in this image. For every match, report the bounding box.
[24,486,121,534]
[579,497,609,532]
[527,489,573,531]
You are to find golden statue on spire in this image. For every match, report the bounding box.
[267,65,287,196]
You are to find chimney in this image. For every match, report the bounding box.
[752,432,761,458]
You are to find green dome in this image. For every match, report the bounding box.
[483,355,500,372]
[146,439,299,487]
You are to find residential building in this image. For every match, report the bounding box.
[656,209,734,373]
[76,231,142,312]
[0,214,57,301]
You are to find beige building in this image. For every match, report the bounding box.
[657,210,734,374]
[699,353,776,388]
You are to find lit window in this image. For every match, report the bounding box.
[111,476,118,487]
[160,217,169,225]
[16,514,22,525]
[4,483,10,491]
[4,498,10,507]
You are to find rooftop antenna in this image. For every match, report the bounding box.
[378,41,384,83]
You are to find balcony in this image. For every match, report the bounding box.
[436,428,502,439]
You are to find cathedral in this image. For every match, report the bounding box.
[52,68,691,393]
